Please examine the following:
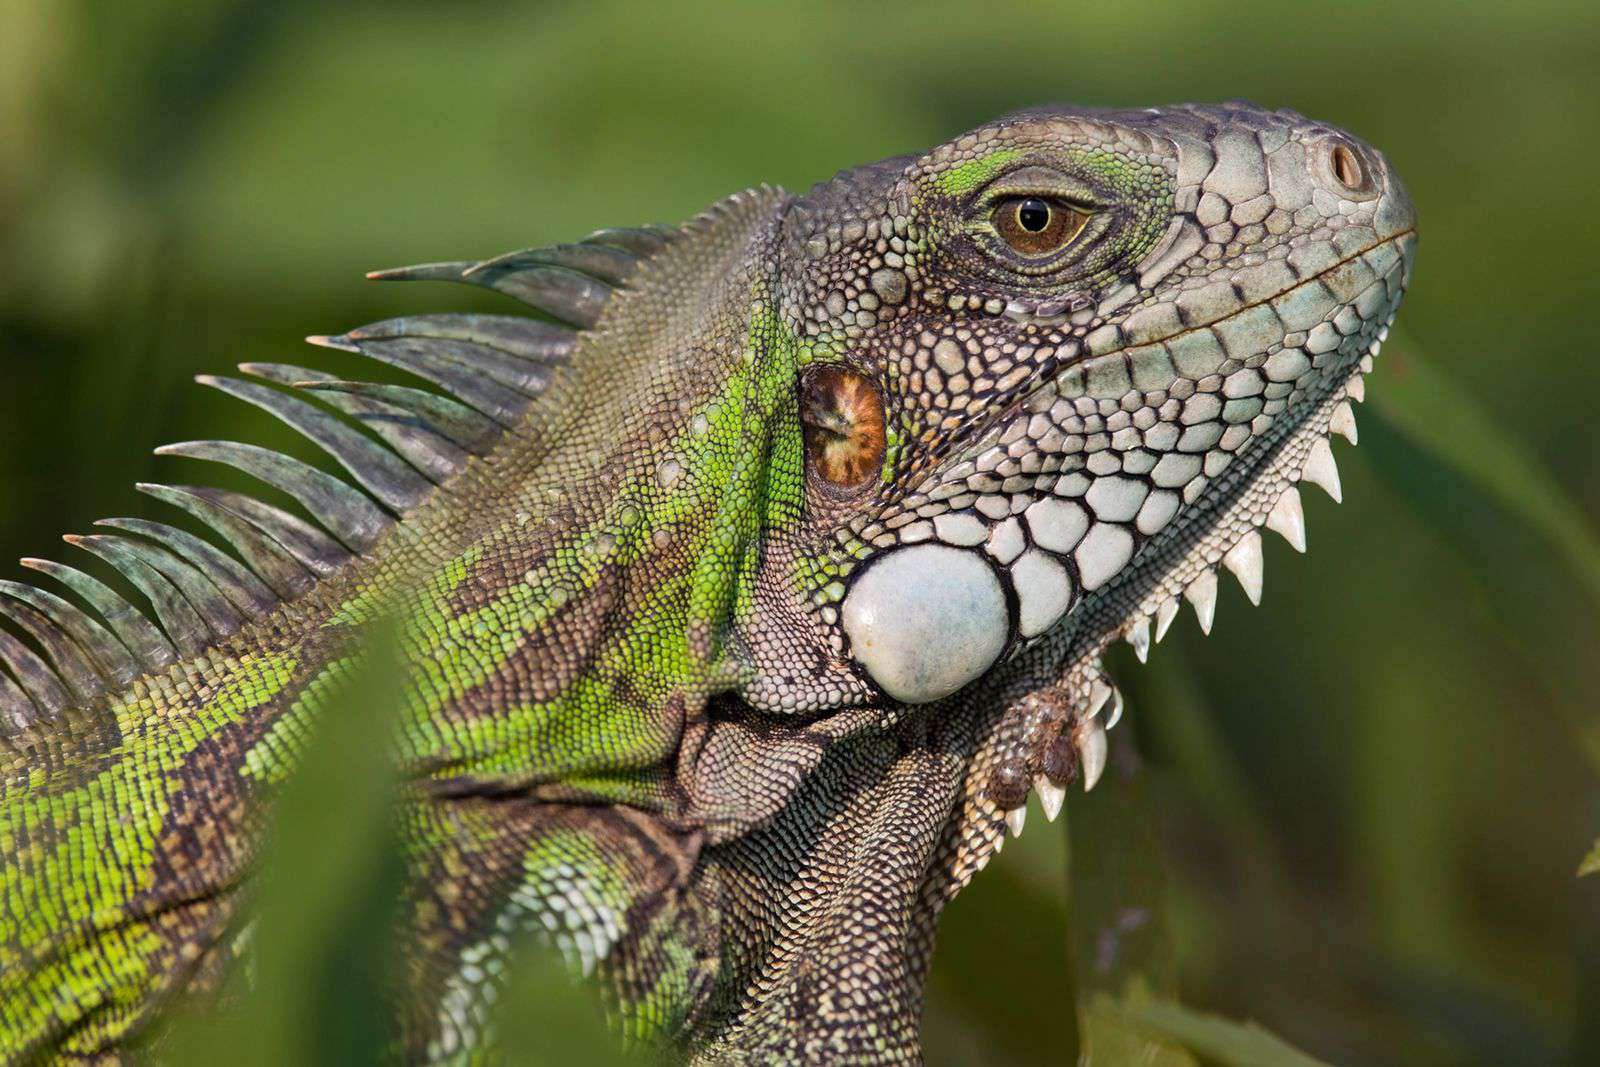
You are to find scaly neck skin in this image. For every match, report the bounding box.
[382,214,807,806]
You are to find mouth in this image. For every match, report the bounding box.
[832,228,1414,728]
[1068,228,1416,653]
[980,228,1415,843]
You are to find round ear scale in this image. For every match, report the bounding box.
[800,365,886,491]
[841,543,1008,704]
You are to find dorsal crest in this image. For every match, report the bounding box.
[0,224,683,733]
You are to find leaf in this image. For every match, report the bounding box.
[164,619,409,1066]
[923,829,1075,1065]
[495,943,636,1067]
[1114,998,1334,1067]
[1362,341,1600,773]
[1370,336,1600,611]
[1067,729,1198,1067]
[154,613,652,1065]
[1078,989,1197,1067]
[1579,838,1600,878]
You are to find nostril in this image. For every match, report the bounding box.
[1330,142,1365,190]
[1312,135,1379,201]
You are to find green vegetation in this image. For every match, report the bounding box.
[1,1,1595,1062]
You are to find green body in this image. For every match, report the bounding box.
[0,104,1416,1063]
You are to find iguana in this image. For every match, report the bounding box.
[0,102,1416,1064]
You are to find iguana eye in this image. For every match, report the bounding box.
[801,365,885,491]
[992,196,1088,256]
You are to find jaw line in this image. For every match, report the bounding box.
[1055,254,1408,675]
[975,253,1407,848]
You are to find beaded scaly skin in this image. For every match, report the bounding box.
[0,102,1415,1064]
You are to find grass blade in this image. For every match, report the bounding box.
[1068,728,1198,1066]
[1371,337,1600,610]
[1116,998,1333,1067]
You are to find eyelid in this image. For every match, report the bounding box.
[984,189,1103,216]
[976,167,1108,213]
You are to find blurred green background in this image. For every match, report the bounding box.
[1,1,1597,1064]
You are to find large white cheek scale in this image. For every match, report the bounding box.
[841,543,1009,704]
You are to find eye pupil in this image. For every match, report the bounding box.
[1017,199,1051,232]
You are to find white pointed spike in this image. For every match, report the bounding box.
[1302,438,1343,502]
[1154,597,1180,643]
[1359,353,1374,373]
[1078,718,1108,792]
[1184,570,1218,634]
[993,833,1004,854]
[973,849,992,873]
[1330,401,1359,445]
[1087,679,1112,718]
[1265,488,1307,553]
[1006,805,1027,837]
[1035,775,1066,822]
[1104,686,1125,731]
[1345,375,1365,403]
[1128,616,1151,663]
[1222,531,1264,606]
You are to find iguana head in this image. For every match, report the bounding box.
[739,103,1415,715]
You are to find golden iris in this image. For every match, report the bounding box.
[992,196,1089,256]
